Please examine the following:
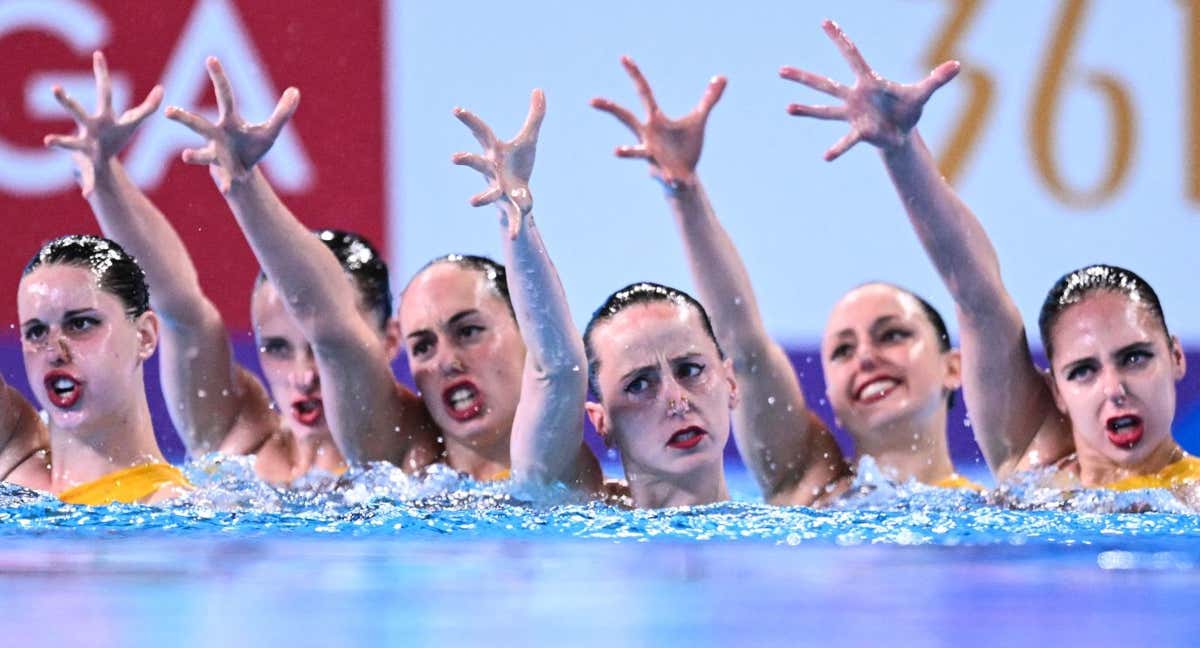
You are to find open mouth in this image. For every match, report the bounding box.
[1106,414,1144,449]
[291,397,324,426]
[44,371,82,409]
[667,426,707,450]
[442,380,484,422]
[855,376,900,404]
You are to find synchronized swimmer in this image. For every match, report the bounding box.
[1,21,1196,508]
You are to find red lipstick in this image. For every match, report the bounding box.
[44,370,82,409]
[291,397,324,426]
[1106,415,1144,449]
[442,379,484,422]
[854,374,900,404]
[667,426,707,450]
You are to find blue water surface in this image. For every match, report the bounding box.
[3,459,1199,647]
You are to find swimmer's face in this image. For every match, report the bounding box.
[252,280,325,437]
[399,263,525,445]
[821,284,959,439]
[252,278,399,438]
[585,301,735,480]
[18,264,157,430]
[1047,291,1184,469]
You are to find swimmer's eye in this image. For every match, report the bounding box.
[1064,362,1097,382]
[64,316,99,334]
[457,324,485,341]
[408,335,435,358]
[1120,349,1153,368]
[830,343,853,361]
[624,374,654,395]
[259,338,292,359]
[675,361,704,380]
[879,328,911,344]
[21,323,47,343]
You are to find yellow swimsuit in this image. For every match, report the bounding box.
[1106,456,1200,492]
[933,473,985,492]
[59,463,191,505]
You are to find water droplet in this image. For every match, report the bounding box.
[197,389,207,398]
[767,396,776,406]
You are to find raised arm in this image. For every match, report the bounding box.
[43,52,273,456]
[592,58,846,504]
[165,57,435,469]
[782,21,1072,477]
[451,91,600,489]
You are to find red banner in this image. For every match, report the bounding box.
[0,0,386,328]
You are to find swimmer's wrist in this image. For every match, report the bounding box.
[881,128,922,160]
[657,172,701,198]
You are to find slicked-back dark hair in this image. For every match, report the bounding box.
[583,282,724,401]
[403,253,514,318]
[1038,264,1169,363]
[24,235,149,319]
[257,229,392,331]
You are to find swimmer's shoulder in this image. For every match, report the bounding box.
[214,368,285,456]
[0,387,50,491]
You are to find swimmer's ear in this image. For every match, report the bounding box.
[133,311,159,362]
[942,348,962,393]
[1171,335,1187,381]
[585,401,613,447]
[723,357,740,410]
[384,317,403,362]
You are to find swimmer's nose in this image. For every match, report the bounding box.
[437,349,466,376]
[662,373,691,417]
[290,348,320,393]
[45,335,71,366]
[855,344,879,371]
[1101,368,1128,405]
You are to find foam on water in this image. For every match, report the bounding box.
[2,454,1200,550]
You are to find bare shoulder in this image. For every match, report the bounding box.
[0,387,50,490]
[216,368,284,457]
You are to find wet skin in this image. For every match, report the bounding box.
[821,284,960,444]
[586,301,737,490]
[19,265,155,432]
[400,263,526,467]
[1048,291,1186,481]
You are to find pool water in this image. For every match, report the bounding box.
[3,460,1199,646]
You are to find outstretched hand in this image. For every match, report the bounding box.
[165,57,299,193]
[43,51,163,197]
[451,89,545,239]
[591,56,725,190]
[781,20,959,161]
